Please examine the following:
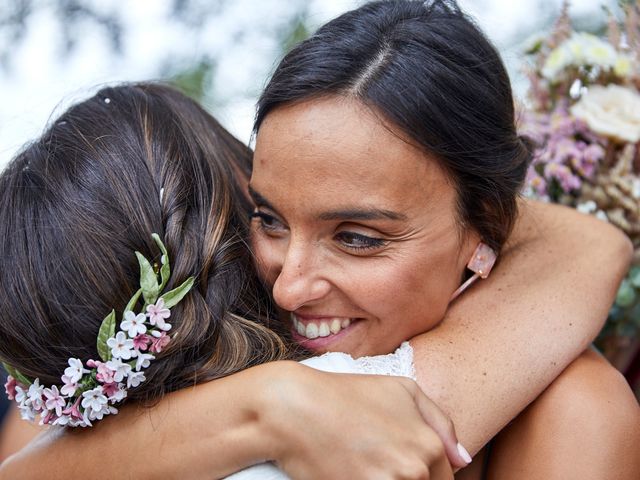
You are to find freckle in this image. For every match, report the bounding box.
[482,372,487,376]
[569,322,573,327]
[449,356,454,360]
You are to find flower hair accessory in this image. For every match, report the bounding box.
[3,234,194,427]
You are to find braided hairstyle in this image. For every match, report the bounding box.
[0,83,295,405]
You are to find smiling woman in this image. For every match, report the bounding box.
[250,97,472,357]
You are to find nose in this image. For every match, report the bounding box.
[271,239,331,312]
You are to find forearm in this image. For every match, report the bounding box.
[0,363,287,480]
[410,200,632,455]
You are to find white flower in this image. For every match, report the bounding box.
[127,371,146,389]
[18,405,36,422]
[87,404,116,421]
[120,311,147,337]
[135,353,155,372]
[614,54,633,78]
[632,179,640,199]
[14,385,27,404]
[52,414,71,426]
[542,43,571,80]
[576,200,597,214]
[571,84,640,143]
[107,331,136,360]
[64,358,90,383]
[81,387,108,412]
[542,33,619,81]
[105,358,132,383]
[26,379,44,411]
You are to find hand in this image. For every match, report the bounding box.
[256,362,470,480]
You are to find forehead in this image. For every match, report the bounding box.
[252,96,452,213]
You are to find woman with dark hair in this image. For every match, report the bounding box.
[1,1,638,479]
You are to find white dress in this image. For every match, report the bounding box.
[226,342,416,479]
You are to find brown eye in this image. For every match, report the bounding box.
[251,211,286,233]
[335,231,386,251]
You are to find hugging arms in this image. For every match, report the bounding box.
[1,1,639,478]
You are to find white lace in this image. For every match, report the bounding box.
[351,341,416,379]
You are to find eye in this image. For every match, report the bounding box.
[335,231,387,253]
[251,210,287,234]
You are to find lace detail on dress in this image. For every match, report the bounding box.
[352,342,416,380]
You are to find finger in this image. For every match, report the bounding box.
[408,383,472,469]
[429,451,455,480]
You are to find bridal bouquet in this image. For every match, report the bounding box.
[520,1,640,367]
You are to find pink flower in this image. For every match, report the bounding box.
[150,331,170,353]
[133,334,152,351]
[95,362,115,384]
[4,376,17,400]
[146,299,171,331]
[60,374,78,397]
[40,410,57,426]
[62,397,84,421]
[43,385,66,417]
[102,382,120,398]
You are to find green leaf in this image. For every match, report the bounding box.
[136,252,160,304]
[616,279,636,308]
[97,310,116,362]
[125,288,143,314]
[152,233,171,291]
[2,362,32,387]
[160,277,195,309]
[630,266,640,288]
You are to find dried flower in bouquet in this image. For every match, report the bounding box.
[520,0,640,358]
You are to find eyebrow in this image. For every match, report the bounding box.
[248,185,407,222]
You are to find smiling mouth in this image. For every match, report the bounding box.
[291,313,356,339]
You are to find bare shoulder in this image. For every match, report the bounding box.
[488,349,640,480]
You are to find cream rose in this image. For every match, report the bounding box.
[570,84,640,143]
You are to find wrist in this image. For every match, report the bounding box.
[250,361,310,464]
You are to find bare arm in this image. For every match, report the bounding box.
[1,200,631,478]
[411,200,632,454]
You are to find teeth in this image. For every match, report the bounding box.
[296,321,305,336]
[292,314,355,339]
[306,323,319,339]
[330,319,341,334]
[318,322,330,337]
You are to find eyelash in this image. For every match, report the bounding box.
[334,231,387,252]
[251,210,388,253]
[250,211,285,233]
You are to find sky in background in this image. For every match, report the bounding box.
[0,0,617,169]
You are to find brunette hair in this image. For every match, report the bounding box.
[0,83,293,404]
[255,0,532,252]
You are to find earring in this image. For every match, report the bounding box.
[450,242,497,301]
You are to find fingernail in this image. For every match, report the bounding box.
[457,442,472,464]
